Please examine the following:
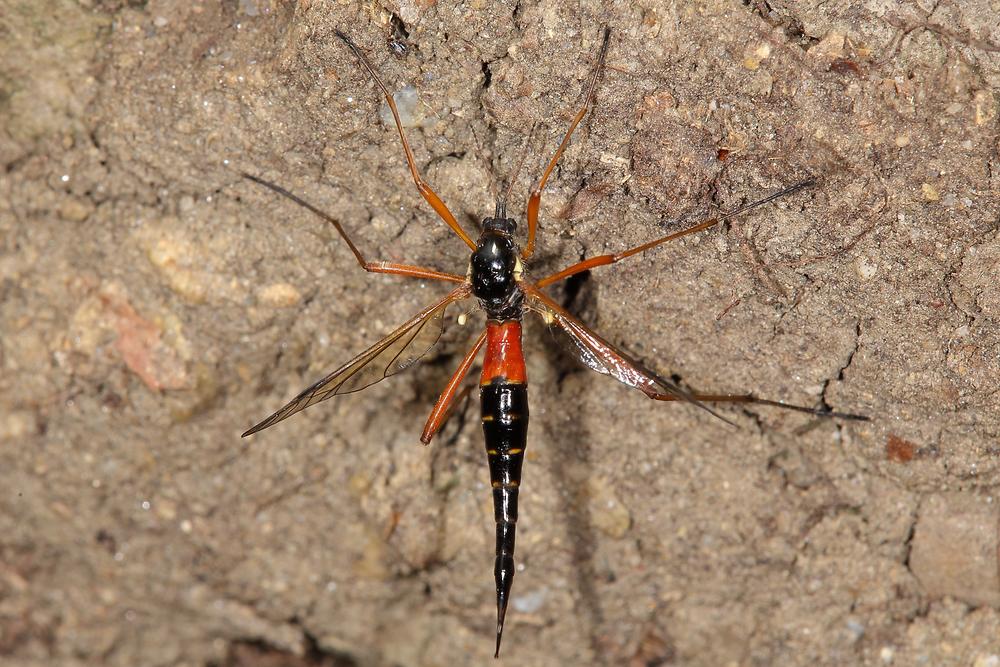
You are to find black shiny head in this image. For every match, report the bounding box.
[471,204,522,318]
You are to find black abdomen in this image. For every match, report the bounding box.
[481,380,528,654]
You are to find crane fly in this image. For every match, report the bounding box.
[241,27,868,658]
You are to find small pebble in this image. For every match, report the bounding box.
[588,477,631,539]
[256,282,302,308]
[909,492,1000,607]
[743,42,770,70]
[808,32,845,60]
[845,619,865,642]
[59,197,93,222]
[0,411,38,441]
[512,587,548,614]
[974,90,996,125]
[854,255,878,280]
[156,499,177,521]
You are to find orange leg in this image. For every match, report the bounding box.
[537,217,719,287]
[243,173,466,283]
[336,31,477,251]
[365,262,466,283]
[536,179,816,287]
[523,27,612,260]
[421,330,488,444]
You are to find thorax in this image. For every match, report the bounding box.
[470,223,524,321]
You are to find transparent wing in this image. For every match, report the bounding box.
[244,284,471,436]
[522,284,733,425]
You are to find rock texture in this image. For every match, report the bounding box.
[2,0,999,665]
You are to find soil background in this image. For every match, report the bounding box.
[3,0,1000,665]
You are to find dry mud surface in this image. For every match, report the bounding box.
[2,1,1000,665]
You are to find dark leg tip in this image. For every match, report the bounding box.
[334,29,360,54]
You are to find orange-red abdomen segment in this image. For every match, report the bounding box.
[481,320,526,386]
